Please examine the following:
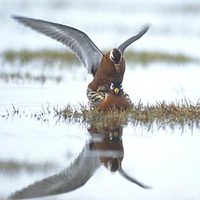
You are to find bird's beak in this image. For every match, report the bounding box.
[114,64,120,73]
[113,87,120,94]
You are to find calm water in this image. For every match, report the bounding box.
[1,112,200,199]
[1,0,200,199]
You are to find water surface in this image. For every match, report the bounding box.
[1,0,200,199]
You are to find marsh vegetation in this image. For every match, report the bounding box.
[1,0,200,199]
[2,49,197,66]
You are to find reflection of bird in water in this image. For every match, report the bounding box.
[12,16,149,110]
[8,121,151,199]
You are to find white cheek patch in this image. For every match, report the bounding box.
[109,49,115,62]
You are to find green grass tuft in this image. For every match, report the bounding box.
[125,51,196,65]
[1,49,198,66]
[2,49,78,66]
[3,100,200,131]
[54,100,200,130]
[0,160,57,174]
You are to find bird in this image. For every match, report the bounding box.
[87,86,132,110]
[12,15,149,109]
[8,122,150,199]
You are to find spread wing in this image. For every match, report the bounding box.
[118,25,150,54]
[8,143,101,199]
[118,168,151,189]
[12,15,103,75]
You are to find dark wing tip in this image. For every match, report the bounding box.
[140,24,151,36]
[11,15,37,23]
[11,15,23,20]
[11,15,29,24]
[11,14,16,19]
[118,168,152,189]
[118,24,151,53]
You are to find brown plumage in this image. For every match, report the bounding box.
[88,121,123,172]
[88,50,125,92]
[97,91,131,110]
[12,15,149,109]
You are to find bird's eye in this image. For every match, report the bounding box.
[110,48,122,64]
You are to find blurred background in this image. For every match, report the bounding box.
[1,0,200,105]
[1,0,200,199]
[2,0,200,55]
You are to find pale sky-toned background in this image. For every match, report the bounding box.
[1,1,200,199]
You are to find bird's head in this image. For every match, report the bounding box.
[109,48,123,73]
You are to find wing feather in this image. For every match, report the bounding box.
[8,143,101,199]
[12,15,103,75]
[118,25,150,54]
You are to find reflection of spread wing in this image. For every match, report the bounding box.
[12,16,103,76]
[9,143,101,199]
[118,168,151,189]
